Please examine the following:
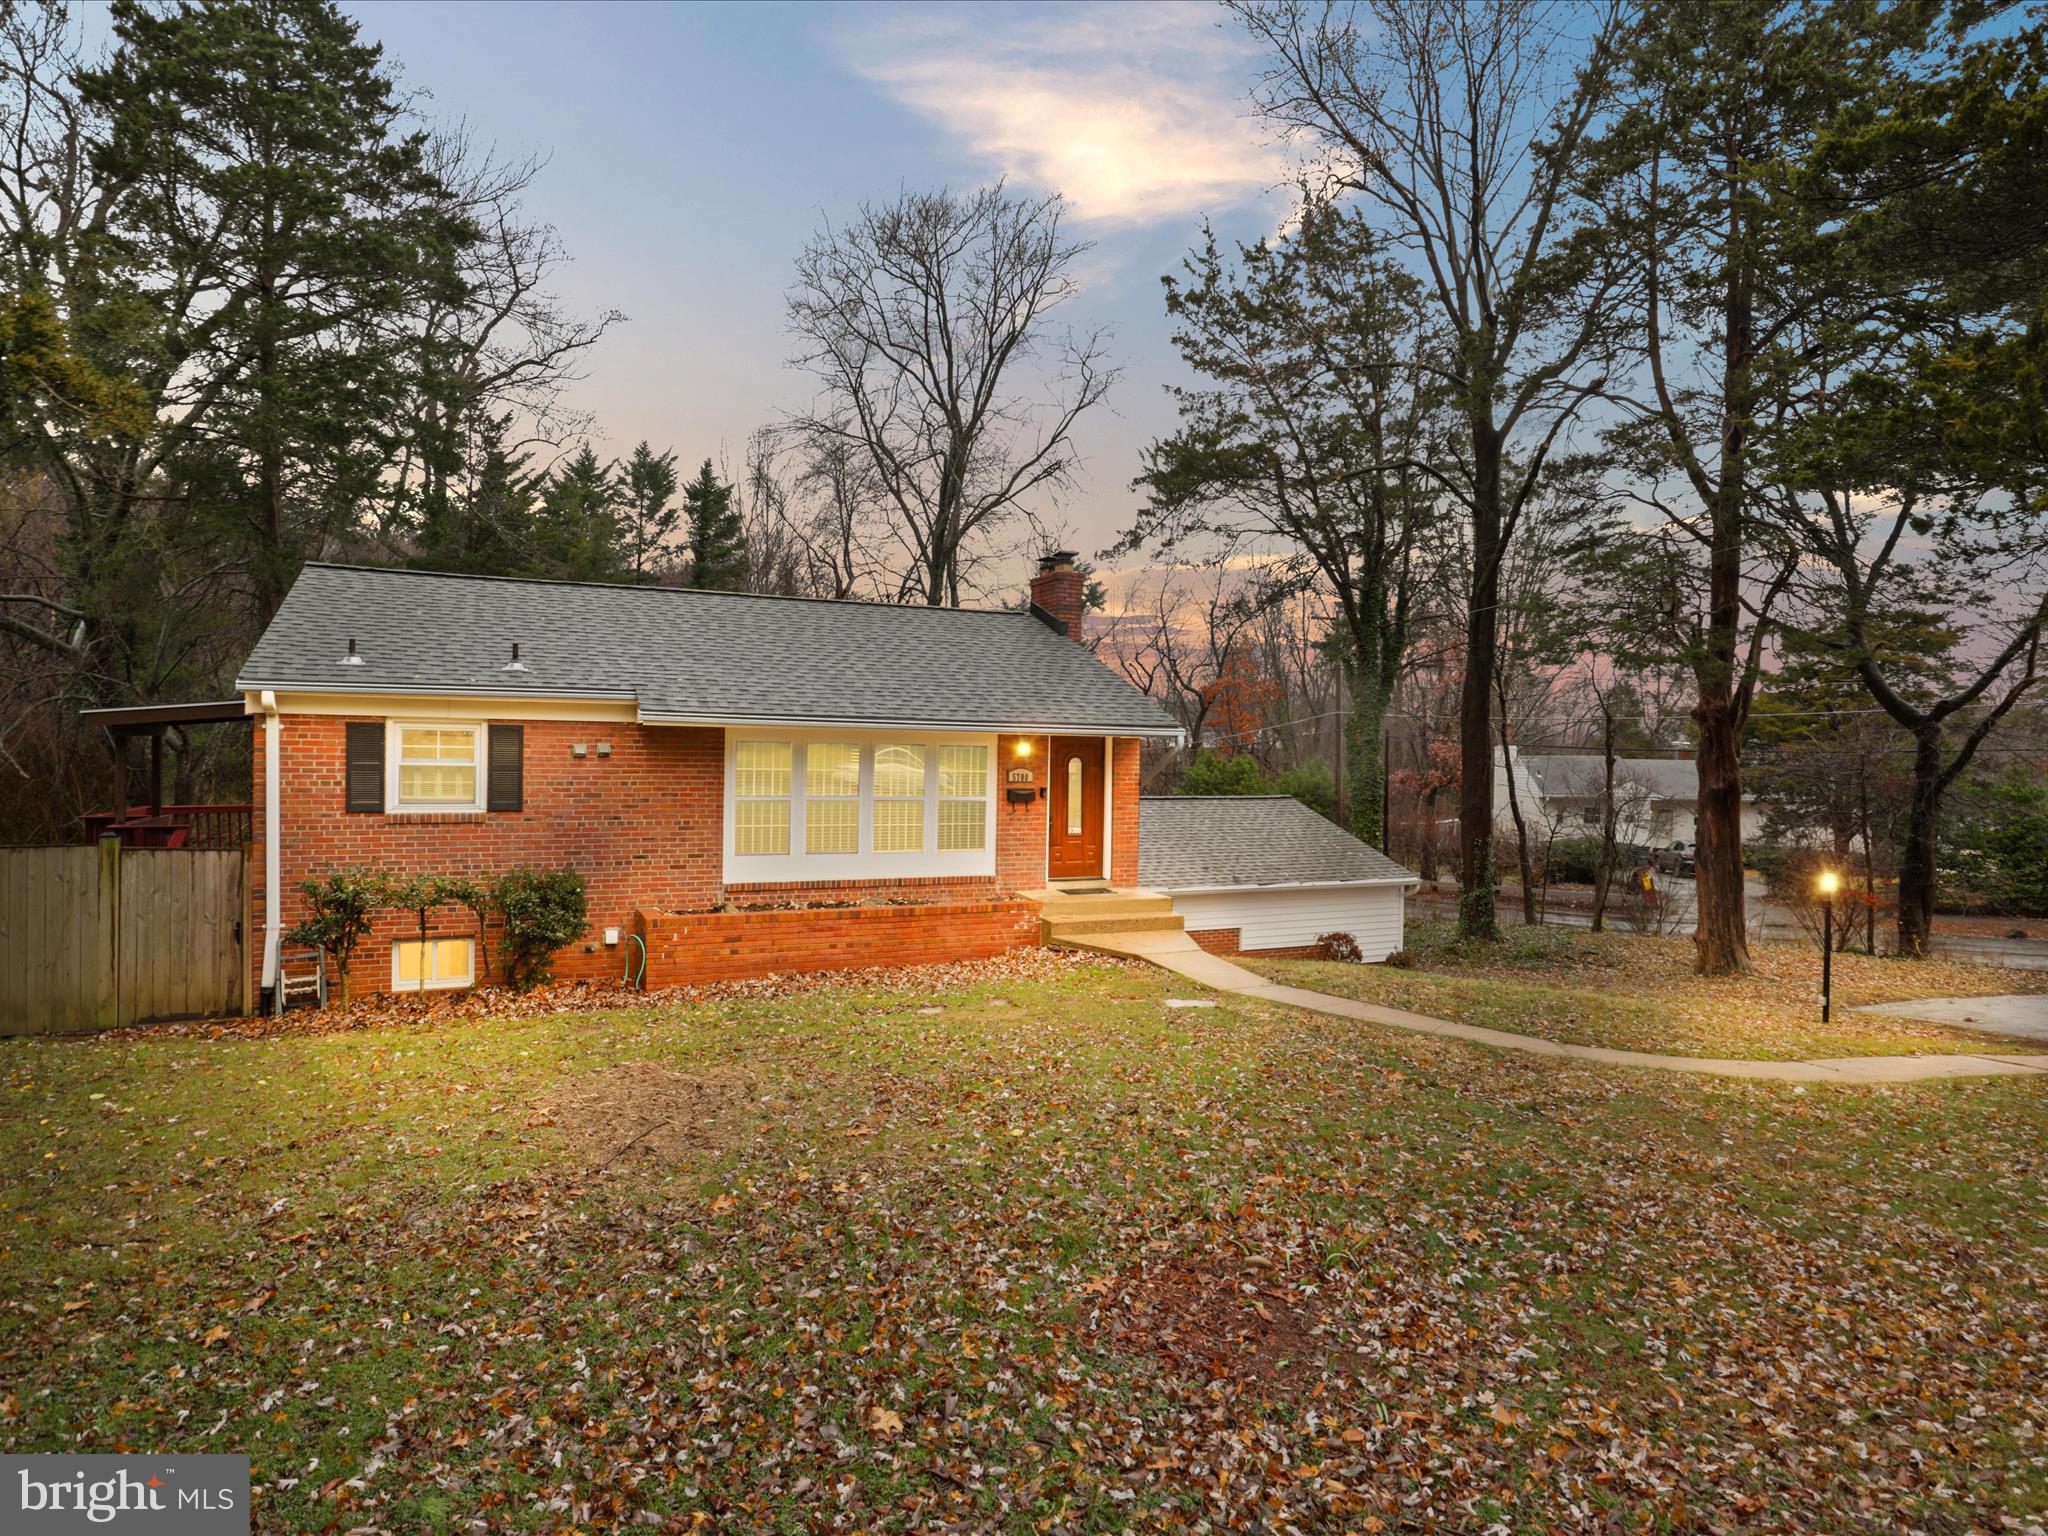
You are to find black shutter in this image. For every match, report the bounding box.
[344,722,384,813]
[487,724,523,812]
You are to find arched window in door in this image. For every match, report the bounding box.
[1066,754,1083,834]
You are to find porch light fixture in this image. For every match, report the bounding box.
[1013,739,1034,758]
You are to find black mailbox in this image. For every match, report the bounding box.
[1006,786,1036,805]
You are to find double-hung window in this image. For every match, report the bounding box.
[724,734,994,881]
[390,723,483,812]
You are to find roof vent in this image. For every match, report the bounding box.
[338,637,365,667]
[502,642,529,673]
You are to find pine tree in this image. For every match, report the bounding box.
[683,459,749,591]
[412,411,541,575]
[78,0,472,620]
[620,442,682,580]
[534,446,625,581]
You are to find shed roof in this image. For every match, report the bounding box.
[237,564,1180,735]
[1138,796,1417,892]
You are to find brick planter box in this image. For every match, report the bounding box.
[634,898,1040,988]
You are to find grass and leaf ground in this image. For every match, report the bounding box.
[3,943,2045,1531]
[1243,920,2048,1060]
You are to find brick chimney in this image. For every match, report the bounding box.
[1029,550,1085,639]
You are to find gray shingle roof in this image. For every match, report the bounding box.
[1520,753,1697,802]
[236,564,1180,735]
[1138,796,1417,891]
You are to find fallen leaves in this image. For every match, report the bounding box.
[3,944,2044,1532]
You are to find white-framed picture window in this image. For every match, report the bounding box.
[388,721,484,812]
[721,730,996,883]
[392,936,475,991]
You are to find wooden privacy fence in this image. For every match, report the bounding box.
[0,841,246,1036]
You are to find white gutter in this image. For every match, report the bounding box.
[259,689,282,992]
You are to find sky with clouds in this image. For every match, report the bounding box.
[333,0,1294,583]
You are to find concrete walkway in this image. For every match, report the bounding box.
[1852,993,2048,1042]
[1075,930,2048,1085]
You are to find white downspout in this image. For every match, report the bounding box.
[260,689,282,991]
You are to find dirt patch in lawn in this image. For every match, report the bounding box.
[537,1060,772,1169]
[1101,1254,1340,1392]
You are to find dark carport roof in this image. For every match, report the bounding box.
[236,563,1181,735]
[1138,795,1418,891]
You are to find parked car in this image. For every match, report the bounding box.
[1652,840,1697,877]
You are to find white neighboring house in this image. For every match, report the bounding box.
[1138,795,1420,960]
[1491,746,1765,849]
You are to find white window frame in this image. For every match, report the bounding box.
[391,935,475,991]
[722,728,996,884]
[385,719,486,813]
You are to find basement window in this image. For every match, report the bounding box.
[392,937,474,991]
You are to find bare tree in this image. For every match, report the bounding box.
[1103,565,1263,755]
[1233,0,1625,940]
[785,183,1116,606]
[376,127,622,549]
[740,425,889,600]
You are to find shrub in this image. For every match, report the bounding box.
[1178,749,1269,797]
[1746,844,1794,886]
[1317,931,1362,962]
[1544,836,1601,886]
[438,876,495,981]
[494,866,588,988]
[283,866,388,1005]
[1943,767,2048,915]
[1272,760,1337,821]
[1382,948,1415,969]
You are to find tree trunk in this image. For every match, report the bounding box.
[1691,129,1756,976]
[1857,766,1876,954]
[1692,702,1751,973]
[1497,703,1537,925]
[1420,786,1440,882]
[1896,725,1943,958]
[1592,713,1617,932]
[1346,659,1389,847]
[1458,422,1503,941]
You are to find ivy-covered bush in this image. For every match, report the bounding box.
[493,866,588,989]
[283,866,388,1004]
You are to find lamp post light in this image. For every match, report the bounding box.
[1816,868,1841,1022]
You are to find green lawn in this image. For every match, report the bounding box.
[1242,919,2048,1059]
[3,947,2044,1532]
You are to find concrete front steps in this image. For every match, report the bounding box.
[1027,884,1187,950]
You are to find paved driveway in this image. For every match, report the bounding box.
[1854,994,2048,1041]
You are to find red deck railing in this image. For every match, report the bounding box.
[82,804,255,850]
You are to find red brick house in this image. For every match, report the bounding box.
[235,553,1184,1002]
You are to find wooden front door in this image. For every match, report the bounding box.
[1047,736,1106,880]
